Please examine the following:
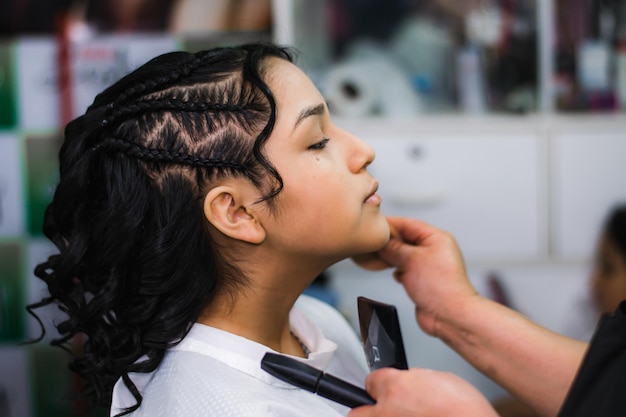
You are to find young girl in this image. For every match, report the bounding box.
[31,43,390,416]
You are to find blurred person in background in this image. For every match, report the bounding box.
[590,204,626,315]
[492,203,626,417]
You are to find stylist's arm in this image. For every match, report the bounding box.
[353,217,588,417]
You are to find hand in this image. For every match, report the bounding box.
[348,368,499,417]
[354,218,583,417]
[354,217,477,336]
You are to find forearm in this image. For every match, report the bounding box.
[434,295,588,417]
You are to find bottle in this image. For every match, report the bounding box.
[456,45,487,114]
[615,40,626,110]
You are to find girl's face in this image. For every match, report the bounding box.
[590,233,626,314]
[258,58,390,265]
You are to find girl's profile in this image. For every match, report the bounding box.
[29,43,389,416]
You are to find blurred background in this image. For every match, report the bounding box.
[1,0,626,416]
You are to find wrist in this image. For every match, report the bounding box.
[432,293,490,344]
[413,291,485,339]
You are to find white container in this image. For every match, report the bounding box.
[615,45,626,110]
[577,40,611,92]
[456,46,487,114]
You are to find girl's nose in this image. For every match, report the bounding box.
[345,130,375,173]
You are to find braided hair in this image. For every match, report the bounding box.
[29,43,293,415]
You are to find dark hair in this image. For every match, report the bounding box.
[605,204,626,261]
[28,43,293,415]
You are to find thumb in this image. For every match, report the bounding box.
[379,216,438,268]
[364,368,400,399]
[346,370,397,417]
[377,236,418,270]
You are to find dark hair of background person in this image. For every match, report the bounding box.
[605,205,626,261]
[27,42,293,416]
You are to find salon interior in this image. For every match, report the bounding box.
[1,0,625,416]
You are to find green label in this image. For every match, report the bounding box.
[0,41,17,128]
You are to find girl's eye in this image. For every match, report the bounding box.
[308,137,330,150]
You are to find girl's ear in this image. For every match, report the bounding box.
[203,184,266,244]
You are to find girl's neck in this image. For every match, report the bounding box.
[197,284,307,357]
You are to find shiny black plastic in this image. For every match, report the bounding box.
[261,352,375,408]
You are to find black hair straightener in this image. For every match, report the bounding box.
[260,296,408,408]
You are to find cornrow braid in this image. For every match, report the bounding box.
[100,98,266,129]
[92,138,249,172]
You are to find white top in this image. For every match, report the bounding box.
[110,295,369,417]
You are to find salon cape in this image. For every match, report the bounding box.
[557,300,626,416]
[110,294,369,416]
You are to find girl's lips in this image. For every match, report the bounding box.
[365,193,382,206]
[364,181,381,205]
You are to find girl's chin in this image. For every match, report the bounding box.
[351,219,397,271]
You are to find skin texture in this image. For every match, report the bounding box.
[351,217,587,417]
[349,368,499,417]
[198,57,390,358]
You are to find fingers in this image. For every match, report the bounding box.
[351,368,500,417]
[347,370,400,417]
[377,234,417,270]
[346,404,375,417]
[364,368,399,398]
[351,251,392,271]
[385,216,439,246]
[378,217,442,267]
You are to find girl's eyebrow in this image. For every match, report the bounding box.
[293,103,326,130]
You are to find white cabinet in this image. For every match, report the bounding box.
[338,118,545,262]
[550,121,626,260]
